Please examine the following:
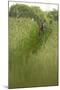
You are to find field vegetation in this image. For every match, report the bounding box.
[9,4,58,88]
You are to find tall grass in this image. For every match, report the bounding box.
[9,17,58,88]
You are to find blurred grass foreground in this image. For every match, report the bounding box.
[8,4,58,88]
